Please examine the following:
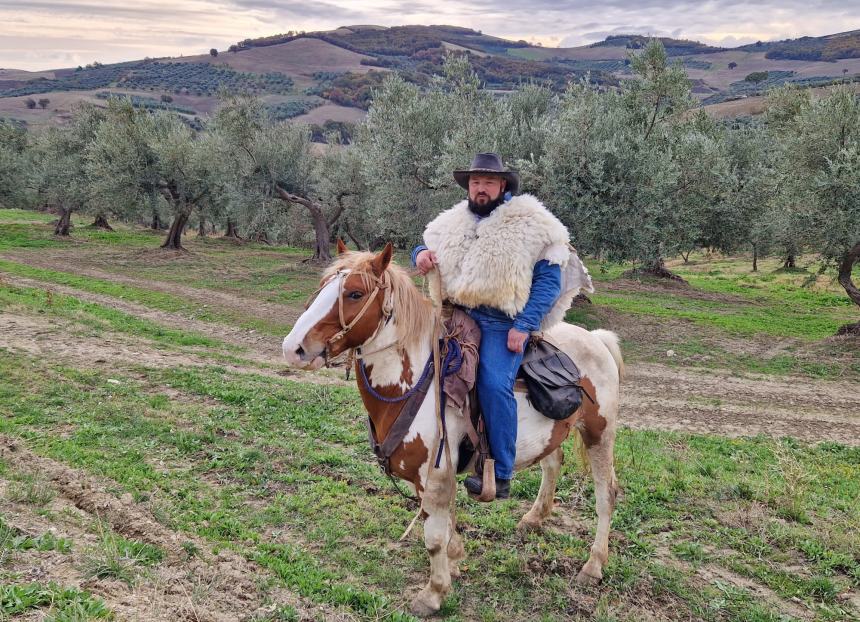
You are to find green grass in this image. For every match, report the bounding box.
[5,471,55,506]
[0,259,295,336]
[80,525,164,585]
[590,288,854,340]
[0,350,857,621]
[0,517,73,556]
[0,582,112,619]
[1,210,858,619]
[581,255,858,340]
[0,208,56,224]
[0,280,226,348]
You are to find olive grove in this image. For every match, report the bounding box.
[0,40,858,331]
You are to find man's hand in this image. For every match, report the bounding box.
[507,328,528,353]
[416,249,438,275]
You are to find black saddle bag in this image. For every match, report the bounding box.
[519,336,588,420]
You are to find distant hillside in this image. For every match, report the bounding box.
[231,25,615,92]
[739,29,860,61]
[2,24,859,129]
[589,34,725,56]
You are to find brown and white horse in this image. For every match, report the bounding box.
[282,242,623,617]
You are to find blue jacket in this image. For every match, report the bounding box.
[411,244,562,333]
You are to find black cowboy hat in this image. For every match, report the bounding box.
[453,152,519,195]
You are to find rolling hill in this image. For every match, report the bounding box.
[1,24,859,129]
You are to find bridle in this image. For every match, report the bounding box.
[304,269,394,364]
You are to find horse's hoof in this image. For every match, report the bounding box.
[575,567,602,586]
[410,588,442,618]
[517,515,543,532]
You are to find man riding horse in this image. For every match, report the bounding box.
[412,152,576,500]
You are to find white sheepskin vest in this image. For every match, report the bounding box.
[423,193,594,331]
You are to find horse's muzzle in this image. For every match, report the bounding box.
[282,338,325,370]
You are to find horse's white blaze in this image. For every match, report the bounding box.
[282,274,342,367]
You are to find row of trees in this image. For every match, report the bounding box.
[0,42,858,327]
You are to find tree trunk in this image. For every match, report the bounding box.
[681,250,692,264]
[838,242,860,308]
[197,217,206,238]
[835,243,860,336]
[310,208,331,262]
[161,211,190,250]
[90,214,113,231]
[626,257,687,282]
[752,244,758,272]
[151,212,162,230]
[343,224,366,251]
[54,208,72,236]
[224,217,241,239]
[782,253,796,269]
[274,185,331,262]
[252,230,272,245]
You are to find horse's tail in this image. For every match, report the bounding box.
[590,329,624,382]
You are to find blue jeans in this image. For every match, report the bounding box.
[468,309,526,481]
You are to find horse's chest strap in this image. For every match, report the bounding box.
[367,361,435,476]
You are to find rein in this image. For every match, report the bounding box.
[304,269,393,365]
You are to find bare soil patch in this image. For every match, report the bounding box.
[177,38,381,77]
[292,103,368,124]
[621,362,860,445]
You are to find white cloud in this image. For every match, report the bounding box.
[0,0,857,70]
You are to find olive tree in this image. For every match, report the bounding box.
[213,93,353,260]
[357,55,556,247]
[777,86,860,332]
[721,120,781,271]
[87,99,218,250]
[0,120,29,209]
[29,104,105,235]
[538,40,701,277]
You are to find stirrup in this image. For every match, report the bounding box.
[477,458,496,502]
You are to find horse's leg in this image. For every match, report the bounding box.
[576,433,619,585]
[447,511,465,578]
[411,466,456,617]
[518,447,564,531]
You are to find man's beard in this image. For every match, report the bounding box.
[468,193,505,217]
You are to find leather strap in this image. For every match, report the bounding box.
[367,360,435,474]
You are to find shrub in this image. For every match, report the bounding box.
[745,71,769,83]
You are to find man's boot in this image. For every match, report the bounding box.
[464,475,510,500]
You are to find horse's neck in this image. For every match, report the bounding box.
[358,319,433,394]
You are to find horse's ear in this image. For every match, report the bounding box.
[336,238,349,255]
[370,242,393,276]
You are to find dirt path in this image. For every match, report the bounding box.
[0,436,347,622]
[3,301,858,447]
[622,363,860,445]
[3,270,858,445]
[1,250,304,329]
[0,296,348,386]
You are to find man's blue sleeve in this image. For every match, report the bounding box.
[411,244,428,267]
[513,260,562,333]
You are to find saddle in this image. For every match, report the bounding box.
[366,306,589,495]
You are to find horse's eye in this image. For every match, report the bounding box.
[347,291,364,300]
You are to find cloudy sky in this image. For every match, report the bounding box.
[2,0,859,71]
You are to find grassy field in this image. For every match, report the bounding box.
[1,209,858,621]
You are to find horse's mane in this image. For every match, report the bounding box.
[323,252,434,351]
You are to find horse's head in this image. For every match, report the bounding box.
[283,241,395,370]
